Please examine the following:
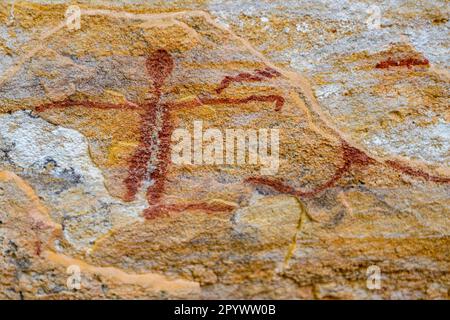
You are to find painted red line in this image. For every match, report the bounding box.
[123,103,159,202]
[246,141,374,198]
[215,67,281,94]
[145,105,174,204]
[386,160,450,183]
[375,57,429,69]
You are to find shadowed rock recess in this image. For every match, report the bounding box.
[0,1,448,299]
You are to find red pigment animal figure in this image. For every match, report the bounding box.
[34,50,448,218]
[246,139,450,198]
[246,140,375,198]
[35,49,285,219]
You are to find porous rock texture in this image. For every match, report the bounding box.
[0,1,449,299]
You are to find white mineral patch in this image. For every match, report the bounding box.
[0,111,104,184]
[367,120,450,165]
[0,111,146,252]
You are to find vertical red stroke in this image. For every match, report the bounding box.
[123,49,174,202]
[145,104,174,204]
[123,102,158,202]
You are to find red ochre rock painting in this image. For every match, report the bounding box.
[375,57,430,69]
[35,49,285,219]
[1,2,449,301]
[215,67,281,94]
[246,140,376,198]
[33,49,449,219]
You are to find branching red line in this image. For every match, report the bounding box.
[246,141,374,198]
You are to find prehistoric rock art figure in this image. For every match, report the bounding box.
[32,49,450,219]
[35,49,285,218]
[246,141,450,200]
[246,140,376,198]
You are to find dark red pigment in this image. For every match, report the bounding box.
[33,50,449,219]
[386,160,450,183]
[215,67,281,94]
[34,50,284,218]
[246,140,450,199]
[35,240,41,256]
[246,141,375,198]
[375,57,429,69]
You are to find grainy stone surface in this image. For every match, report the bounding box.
[0,1,449,299]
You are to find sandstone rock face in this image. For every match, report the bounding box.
[0,1,448,299]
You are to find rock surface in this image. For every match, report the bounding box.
[0,1,448,299]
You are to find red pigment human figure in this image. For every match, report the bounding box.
[34,49,448,218]
[35,49,285,219]
[122,49,173,205]
[136,51,284,218]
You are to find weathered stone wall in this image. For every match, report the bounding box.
[0,1,448,299]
